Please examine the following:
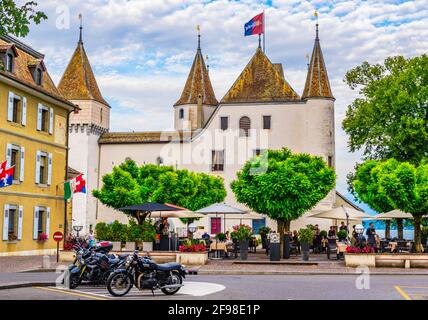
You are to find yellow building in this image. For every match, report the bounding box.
[0,35,76,256]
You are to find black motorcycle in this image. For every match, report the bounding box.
[67,242,128,289]
[106,251,187,297]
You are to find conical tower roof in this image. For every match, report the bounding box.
[302,24,334,100]
[58,30,109,107]
[221,48,300,104]
[174,35,218,107]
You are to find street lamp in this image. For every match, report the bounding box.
[73,225,83,238]
[188,223,197,239]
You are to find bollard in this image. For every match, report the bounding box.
[42,255,51,269]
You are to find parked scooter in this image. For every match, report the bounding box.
[106,250,187,297]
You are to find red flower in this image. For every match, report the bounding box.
[179,244,206,252]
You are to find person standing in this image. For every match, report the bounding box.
[366,222,377,248]
[88,230,95,248]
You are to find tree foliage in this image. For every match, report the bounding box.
[0,1,47,37]
[93,159,227,220]
[231,148,336,255]
[342,55,428,164]
[351,159,428,252]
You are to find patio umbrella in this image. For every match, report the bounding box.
[196,203,248,234]
[118,202,181,223]
[309,206,373,241]
[372,210,414,220]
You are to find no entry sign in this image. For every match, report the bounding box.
[53,231,64,242]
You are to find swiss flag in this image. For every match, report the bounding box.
[73,174,86,194]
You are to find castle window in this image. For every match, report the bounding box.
[6,53,13,72]
[220,117,228,131]
[328,156,333,168]
[263,115,271,130]
[179,108,184,119]
[211,150,224,171]
[239,116,251,137]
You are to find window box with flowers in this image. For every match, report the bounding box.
[37,233,48,243]
[177,244,208,265]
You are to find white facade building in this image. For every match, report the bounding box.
[62,23,345,235]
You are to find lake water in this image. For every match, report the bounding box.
[375,229,414,240]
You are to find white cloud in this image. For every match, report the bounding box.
[19,0,428,196]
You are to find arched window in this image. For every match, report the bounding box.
[239,116,251,137]
[179,108,184,119]
[6,53,13,72]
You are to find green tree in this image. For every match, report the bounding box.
[230,148,336,256]
[342,55,428,165]
[93,159,226,223]
[351,159,428,252]
[0,1,47,37]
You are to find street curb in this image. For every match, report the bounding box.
[197,270,428,276]
[19,268,58,273]
[0,282,56,290]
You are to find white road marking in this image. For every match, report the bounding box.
[50,281,225,299]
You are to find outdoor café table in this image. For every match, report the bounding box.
[210,242,227,259]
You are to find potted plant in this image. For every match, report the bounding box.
[337,230,347,242]
[320,230,328,238]
[141,221,156,252]
[215,232,226,242]
[37,233,48,243]
[258,226,271,249]
[298,227,314,261]
[231,224,253,260]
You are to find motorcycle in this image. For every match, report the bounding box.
[106,251,187,297]
[67,241,128,289]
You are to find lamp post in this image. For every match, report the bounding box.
[73,225,83,238]
[188,223,197,239]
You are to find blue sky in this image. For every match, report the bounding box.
[19,0,428,210]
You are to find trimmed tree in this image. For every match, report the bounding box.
[230,148,336,256]
[93,159,226,223]
[351,159,428,252]
[0,1,47,37]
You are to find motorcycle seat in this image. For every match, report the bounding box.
[118,254,129,260]
[108,258,120,264]
[157,262,181,271]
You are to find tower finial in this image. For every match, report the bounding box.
[314,10,319,40]
[78,13,83,44]
[197,25,201,50]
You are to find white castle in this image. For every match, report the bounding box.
[59,23,355,236]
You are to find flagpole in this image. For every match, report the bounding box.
[263,9,265,53]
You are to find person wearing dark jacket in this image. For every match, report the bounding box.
[366,223,377,248]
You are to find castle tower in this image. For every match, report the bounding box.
[173,27,218,131]
[58,17,110,234]
[302,18,336,208]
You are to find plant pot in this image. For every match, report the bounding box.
[301,241,310,261]
[261,235,267,249]
[239,240,249,260]
[142,241,153,252]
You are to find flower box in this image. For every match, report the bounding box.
[344,253,376,267]
[176,252,208,265]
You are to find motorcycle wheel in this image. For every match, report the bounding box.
[107,273,133,297]
[69,273,81,289]
[161,272,182,295]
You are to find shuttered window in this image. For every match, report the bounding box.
[239,116,251,137]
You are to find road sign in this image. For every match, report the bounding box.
[53,231,64,242]
[53,231,64,263]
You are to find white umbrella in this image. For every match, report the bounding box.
[372,210,415,220]
[310,206,373,241]
[310,206,373,221]
[196,203,249,234]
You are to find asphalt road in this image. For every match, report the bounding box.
[0,274,427,300]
